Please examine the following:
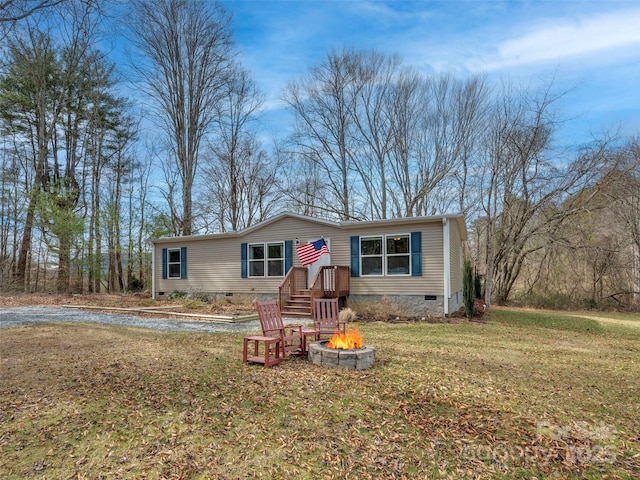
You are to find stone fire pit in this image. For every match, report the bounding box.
[307,340,376,370]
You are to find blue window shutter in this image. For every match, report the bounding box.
[411,231,422,276]
[241,243,248,278]
[284,240,293,273]
[350,236,360,277]
[162,248,168,279]
[180,247,187,279]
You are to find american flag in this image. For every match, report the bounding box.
[296,238,329,266]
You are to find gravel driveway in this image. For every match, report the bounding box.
[0,306,307,333]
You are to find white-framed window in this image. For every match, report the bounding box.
[167,248,182,279]
[248,243,264,277]
[386,234,410,275]
[360,234,411,276]
[267,242,284,276]
[249,242,284,277]
[361,236,383,276]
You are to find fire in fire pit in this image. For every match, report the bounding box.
[327,327,362,350]
[308,327,375,370]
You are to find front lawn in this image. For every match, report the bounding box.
[1,308,638,479]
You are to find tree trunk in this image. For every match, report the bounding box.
[14,197,36,291]
[57,230,70,293]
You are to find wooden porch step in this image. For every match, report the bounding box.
[289,294,310,299]
[281,304,311,316]
[285,304,310,311]
[281,311,312,318]
[279,264,350,319]
[283,301,311,310]
[287,298,310,306]
[282,293,312,318]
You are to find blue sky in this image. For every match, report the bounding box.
[220,0,640,147]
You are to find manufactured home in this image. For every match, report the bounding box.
[150,212,467,317]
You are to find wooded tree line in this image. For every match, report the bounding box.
[1,0,638,310]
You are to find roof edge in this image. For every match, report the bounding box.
[150,212,468,244]
[149,211,340,244]
[340,214,468,240]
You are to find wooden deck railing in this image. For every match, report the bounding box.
[309,265,350,305]
[279,265,351,311]
[279,266,308,308]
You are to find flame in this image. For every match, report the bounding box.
[327,327,363,350]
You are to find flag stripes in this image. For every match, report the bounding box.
[296,238,329,266]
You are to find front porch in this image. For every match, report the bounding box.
[279,265,350,318]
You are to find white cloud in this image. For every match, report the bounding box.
[469,8,640,71]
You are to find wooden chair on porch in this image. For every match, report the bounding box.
[255,300,304,357]
[312,298,346,340]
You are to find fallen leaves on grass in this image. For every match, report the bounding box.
[1,322,638,479]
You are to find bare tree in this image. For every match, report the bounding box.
[280,145,326,218]
[200,68,266,232]
[125,146,153,290]
[129,0,235,236]
[84,58,120,293]
[285,48,487,221]
[349,50,402,219]
[620,138,640,305]
[158,160,183,236]
[475,81,614,306]
[0,145,25,289]
[0,0,64,22]
[0,0,66,42]
[600,137,640,305]
[387,73,487,217]
[500,134,640,311]
[385,68,425,217]
[200,141,284,233]
[101,106,138,293]
[284,48,362,220]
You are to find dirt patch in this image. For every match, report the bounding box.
[0,293,255,317]
[0,292,152,308]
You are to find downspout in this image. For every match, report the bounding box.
[151,242,156,300]
[443,217,451,317]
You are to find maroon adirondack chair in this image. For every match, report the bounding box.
[313,298,346,340]
[255,300,304,357]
